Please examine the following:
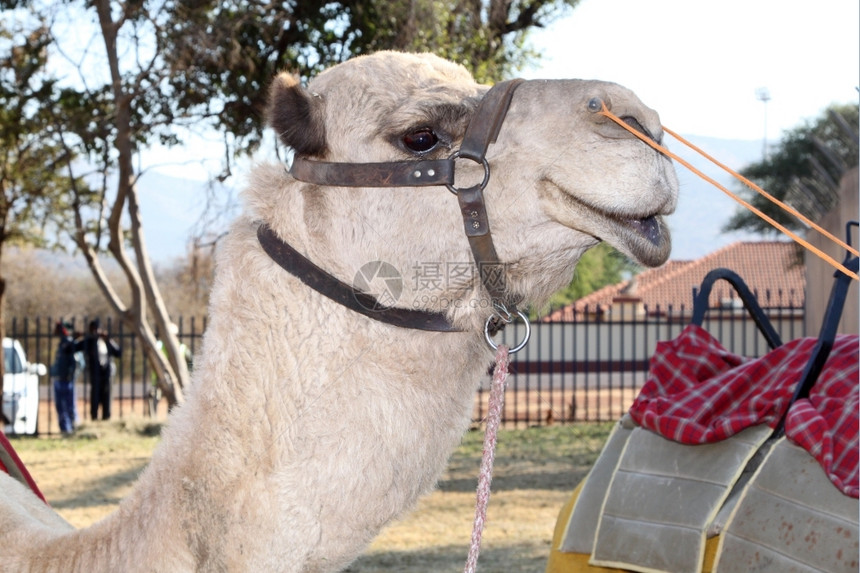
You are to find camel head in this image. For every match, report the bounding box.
[261,51,678,323]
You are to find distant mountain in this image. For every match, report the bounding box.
[663,135,768,261]
[135,135,770,263]
[136,171,236,263]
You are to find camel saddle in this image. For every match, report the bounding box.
[547,324,859,573]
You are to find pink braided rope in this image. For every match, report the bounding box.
[464,344,510,573]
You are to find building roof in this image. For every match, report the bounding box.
[546,241,806,320]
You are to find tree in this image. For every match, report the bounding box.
[0,1,192,406]
[347,0,576,82]
[0,19,82,400]
[723,103,859,236]
[3,246,131,321]
[2,246,202,323]
[39,0,189,406]
[541,243,635,312]
[163,0,582,176]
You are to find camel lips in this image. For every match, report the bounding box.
[626,215,662,246]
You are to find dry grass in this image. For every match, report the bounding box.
[10,418,613,572]
[11,418,162,528]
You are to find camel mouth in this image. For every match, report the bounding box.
[609,213,672,267]
[540,178,672,267]
[622,215,662,247]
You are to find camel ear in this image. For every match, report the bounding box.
[266,73,327,156]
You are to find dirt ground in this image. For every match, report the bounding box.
[11,418,613,572]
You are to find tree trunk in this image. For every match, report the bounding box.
[83,0,187,407]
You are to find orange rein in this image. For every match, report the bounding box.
[598,102,859,281]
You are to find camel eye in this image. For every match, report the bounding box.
[402,128,439,153]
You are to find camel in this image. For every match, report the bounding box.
[0,51,678,572]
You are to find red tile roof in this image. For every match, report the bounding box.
[545,241,805,320]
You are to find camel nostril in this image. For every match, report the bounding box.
[621,116,658,144]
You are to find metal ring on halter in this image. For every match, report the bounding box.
[446,151,491,195]
[483,310,531,354]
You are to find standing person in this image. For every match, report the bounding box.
[75,319,121,421]
[50,321,78,435]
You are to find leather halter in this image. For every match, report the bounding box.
[260,79,526,336]
[257,224,459,331]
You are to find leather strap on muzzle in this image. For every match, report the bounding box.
[451,79,523,311]
[267,79,526,332]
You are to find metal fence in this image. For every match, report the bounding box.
[475,303,804,427]
[5,316,207,436]
[4,303,804,435]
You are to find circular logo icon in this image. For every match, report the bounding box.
[352,261,403,311]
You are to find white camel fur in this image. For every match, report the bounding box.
[0,51,678,572]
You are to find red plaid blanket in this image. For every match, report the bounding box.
[630,324,859,498]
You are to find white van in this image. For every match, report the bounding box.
[3,338,46,435]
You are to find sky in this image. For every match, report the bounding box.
[522,0,859,142]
